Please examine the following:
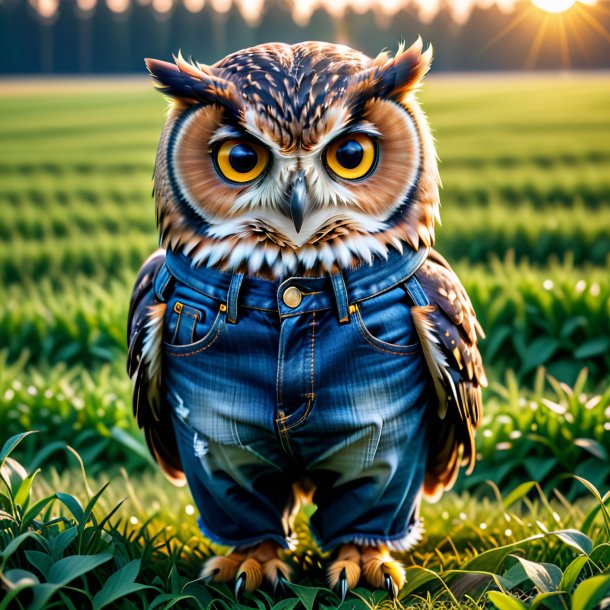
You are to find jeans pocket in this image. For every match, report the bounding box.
[163,294,226,356]
[353,284,420,355]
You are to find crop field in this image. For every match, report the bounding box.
[1,75,609,609]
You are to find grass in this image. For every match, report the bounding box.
[1,73,609,607]
[2,431,610,609]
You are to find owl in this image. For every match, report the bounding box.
[127,39,487,601]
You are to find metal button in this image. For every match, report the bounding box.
[282,286,302,308]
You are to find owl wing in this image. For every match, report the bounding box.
[127,249,185,485]
[411,249,487,500]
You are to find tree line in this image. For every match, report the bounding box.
[0,0,609,73]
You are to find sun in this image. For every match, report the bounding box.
[531,0,577,13]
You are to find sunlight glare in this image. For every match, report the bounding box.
[532,0,577,13]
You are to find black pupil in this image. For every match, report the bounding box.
[336,140,363,170]
[229,143,258,174]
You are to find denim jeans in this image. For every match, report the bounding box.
[156,245,432,551]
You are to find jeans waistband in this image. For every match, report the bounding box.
[154,245,429,321]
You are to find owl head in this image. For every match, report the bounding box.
[147,39,439,278]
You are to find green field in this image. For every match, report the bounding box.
[1,75,610,608]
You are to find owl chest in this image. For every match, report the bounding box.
[160,277,431,469]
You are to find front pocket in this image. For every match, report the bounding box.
[163,296,226,356]
[352,286,420,355]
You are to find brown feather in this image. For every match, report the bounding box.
[411,249,487,499]
[127,250,186,486]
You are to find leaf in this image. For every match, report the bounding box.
[55,492,84,524]
[574,476,610,537]
[487,591,527,610]
[271,599,301,610]
[522,337,560,373]
[574,338,610,359]
[0,577,38,610]
[511,556,562,593]
[0,431,38,470]
[21,495,56,529]
[589,543,610,566]
[574,438,608,461]
[283,582,324,610]
[485,325,513,361]
[14,468,41,509]
[548,529,593,556]
[559,556,588,592]
[560,316,587,339]
[529,591,571,610]
[503,482,536,510]
[3,568,39,586]
[28,582,62,610]
[401,566,444,596]
[150,594,206,610]
[93,559,152,610]
[110,427,156,467]
[463,534,544,573]
[47,552,113,585]
[0,531,42,564]
[25,550,54,579]
[572,574,610,610]
[48,527,79,562]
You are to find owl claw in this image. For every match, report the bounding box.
[234,572,247,602]
[361,545,405,597]
[273,574,288,598]
[384,573,396,600]
[203,542,291,598]
[338,567,348,603]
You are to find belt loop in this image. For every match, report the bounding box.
[153,262,173,303]
[330,271,350,324]
[404,275,429,307]
[226,273,244,324]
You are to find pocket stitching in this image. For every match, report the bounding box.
[164,308,224,357]
[353,306,420,356]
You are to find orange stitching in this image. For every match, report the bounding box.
[310,312,315,393]
[166,319,223,357]
[283,395,315,431]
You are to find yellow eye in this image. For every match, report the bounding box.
[325,133,377,181]
[214,139,269,184]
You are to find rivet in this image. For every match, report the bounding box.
[282,286,302,308]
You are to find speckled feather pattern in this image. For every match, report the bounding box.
[147,39,439,278]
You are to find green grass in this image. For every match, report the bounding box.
[2,432,610,609]
[1,74,610,608]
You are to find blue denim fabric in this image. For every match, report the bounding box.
[158,246,433,551]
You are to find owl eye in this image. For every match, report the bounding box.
[324,133,377,181]
[214,139,269,184]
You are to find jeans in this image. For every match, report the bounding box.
[156,245,432,551]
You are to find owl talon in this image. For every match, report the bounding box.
[234,572,247,602]
[273,574,288,598]
[384,573,396,600]
[361,545,405,596]
[327,543,362,598]
[338,567,348,603]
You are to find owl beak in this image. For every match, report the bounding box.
[289,171,307,233]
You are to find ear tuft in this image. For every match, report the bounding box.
[144,54,240,113]
[376,37,433,101]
